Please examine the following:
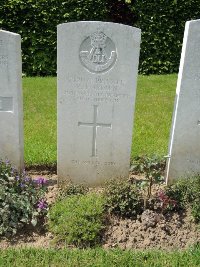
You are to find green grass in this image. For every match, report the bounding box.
[23,74,177,166]
[1,247,200,267]
[23,77,56,166]
[132,74,177,158]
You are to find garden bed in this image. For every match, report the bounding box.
[1,172,200,251]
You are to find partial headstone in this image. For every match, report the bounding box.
[0,30,24,169]
[57,21,141,186]
[166,19,200,183]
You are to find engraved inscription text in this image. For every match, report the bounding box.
[0,97,13,112]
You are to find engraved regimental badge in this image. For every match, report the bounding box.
[79,31,117,73]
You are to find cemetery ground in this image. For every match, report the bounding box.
[1,74,200,266]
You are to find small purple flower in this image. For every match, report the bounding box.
[37,199,48,210]
[15,175,20,181]
[24,176,31,182]
[34,177,48,186]
[5,159,10,165]
[10,167,16,175]
[20,183,25,188]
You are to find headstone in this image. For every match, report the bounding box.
[57,21,141,186]
[166,19,200,183]
[0,30,24,169]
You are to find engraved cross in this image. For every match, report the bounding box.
[78,105,112,157]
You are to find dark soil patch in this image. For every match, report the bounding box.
[25,164,57,175]
[0,172,200,251]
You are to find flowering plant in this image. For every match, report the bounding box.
[157,190,177,212]
[0,160,48,236]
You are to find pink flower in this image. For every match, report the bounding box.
[37,199,48,210]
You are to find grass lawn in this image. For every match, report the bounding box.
[132,74,177,159]
[23,77,57,166]
[1,247,200,267]
[23,74,177,166]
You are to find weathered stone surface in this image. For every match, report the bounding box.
[0,30,24,169]
[166,19,200,182]
[57,21,141,186]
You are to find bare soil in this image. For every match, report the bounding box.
[0,172,200,251]
[103,210,200,250]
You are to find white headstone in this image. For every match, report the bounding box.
[0,30,24,169]
[166,19,200,183]
[57,21,141,186]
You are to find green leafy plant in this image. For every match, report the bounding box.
[191,200,200,223]
[0,160,48,236]
[131,155,165,198]
[165,176,200,222]
[164,179,188,209]
[104,179,143,218]
[58,182,89,201]
[48,193,105,247]
[157,190,177,213]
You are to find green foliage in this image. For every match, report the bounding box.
[157,190,177,213]
[165,176,200,222]
[2,0,200,75]
[106,0,137,25]
[48,193,105,247]
[131,155,165,197]
[0,0,108,76]
[58,182,89,201]
[131,155,165,178]
[104,179,143,218]
[0,160,48,236]
[165,179,189,209]
[132,0,200,74]
[191,200,200,223]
